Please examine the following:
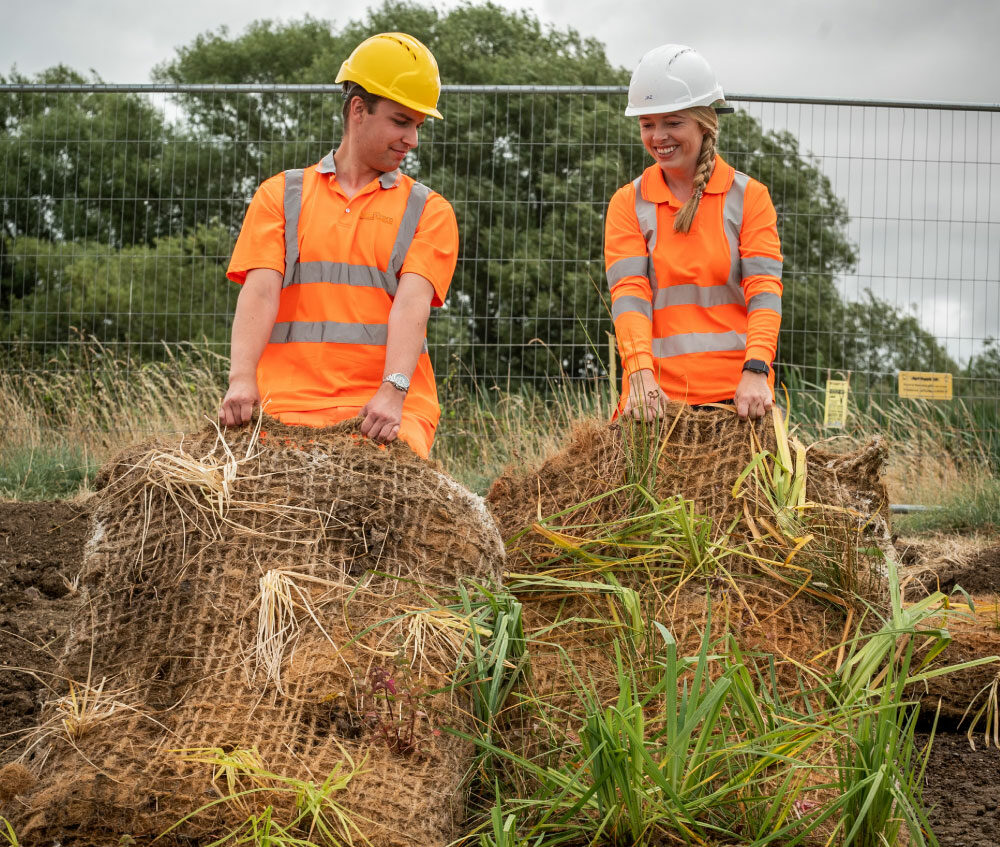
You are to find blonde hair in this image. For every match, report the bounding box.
[673,106,718,234]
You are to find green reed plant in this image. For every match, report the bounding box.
[478,792,535,847]
[452,581,530,754]
[456,621,833,847]
[509,484,736,588]
[0,818,18,847]
[463,544,1000,847]
[803,555,999,847]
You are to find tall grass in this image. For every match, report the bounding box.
[785,383,999,513]
[1,339,997,515]
[0,340,616,499]
[0,341,226,499]
[458,557,996,847]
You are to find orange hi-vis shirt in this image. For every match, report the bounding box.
[605,156,783,408]
[227,150,459,448]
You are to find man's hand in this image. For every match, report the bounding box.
[359,382,406,444]
[734,370,773,420]
[219,268,281,427]
[622,368,669,420]
[219,374,260,427]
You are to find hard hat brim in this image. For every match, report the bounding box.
[625,92,727,117]
[336,67,444,120]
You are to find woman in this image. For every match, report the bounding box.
[605,44,782,421]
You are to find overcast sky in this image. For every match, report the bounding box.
[2,0,998,103]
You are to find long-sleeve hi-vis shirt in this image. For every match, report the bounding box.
[605,156,782,408]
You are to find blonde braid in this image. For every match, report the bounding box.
[674,108,719,234]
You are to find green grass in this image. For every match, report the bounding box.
[0,442,99,500]
[0,817,19,847]
[893,478,1000,534]
[457,554,997,847]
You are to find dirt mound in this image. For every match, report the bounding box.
[915,597,1000,727]
[899,535,999,599]
[6,418,504,846]
[947,545,1000,596]
[0,500,88,763]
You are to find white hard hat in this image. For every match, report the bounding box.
[625,44,725,117]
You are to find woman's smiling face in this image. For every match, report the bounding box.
[639,110,706,178]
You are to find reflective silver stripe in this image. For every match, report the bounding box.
[270,321,388,345]
[282,168,304,287]
[386,182,431,294]
[654,284,743,310]
[611,295,653,321]
[747,292,783,315]
[294,261,394,290]
[633,176,659,292]
[742,255,783,280]
[652,331,747,359]
[281,169,431,295]
[723,172,748,296]
[606,256,649,287]
[269,321,430,353]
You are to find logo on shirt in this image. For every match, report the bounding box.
[359,211,394,225]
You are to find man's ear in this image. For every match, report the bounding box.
[347,95,367,126]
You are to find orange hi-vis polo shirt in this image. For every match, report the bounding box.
[605,155,783,408]
[227,150,459,449]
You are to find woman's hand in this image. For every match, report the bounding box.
[734,370,773,420]
[622,369,670,420]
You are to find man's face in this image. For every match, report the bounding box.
[352,98,426,173]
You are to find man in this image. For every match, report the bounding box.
[219,32,458,459]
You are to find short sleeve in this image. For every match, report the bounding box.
[226,173,287,285]
[399,191,459,307]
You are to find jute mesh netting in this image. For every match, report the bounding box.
[7,418,504,845]
[487,404,896,717]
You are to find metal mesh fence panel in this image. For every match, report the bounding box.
[1,83,998,447]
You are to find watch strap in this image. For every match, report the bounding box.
[742,359,770,376]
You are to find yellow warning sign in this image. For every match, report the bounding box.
[824,379,850,428]
[898,371,953,400]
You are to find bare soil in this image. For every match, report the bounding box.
[1,500,999,845]
[0,500,87,763]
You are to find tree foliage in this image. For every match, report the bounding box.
[1,0,963,389]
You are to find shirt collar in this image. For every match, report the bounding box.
[315,149,401,189]
[641,154,734,205]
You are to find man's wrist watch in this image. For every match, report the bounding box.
[382,372,410,393]
[742,359,770,376]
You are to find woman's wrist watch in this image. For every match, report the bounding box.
[742,359,770,376]
[382,373,410,393]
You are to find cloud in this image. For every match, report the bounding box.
[3,0,998,101]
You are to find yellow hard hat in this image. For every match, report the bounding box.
[336,32,443,120]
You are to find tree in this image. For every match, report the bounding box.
[964,337,1000,396]
[2,0,952,387]
[0,224,236,363]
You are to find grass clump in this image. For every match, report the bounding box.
[0,442,98,500]
[894,477,1000,534]
[165,746,370,847]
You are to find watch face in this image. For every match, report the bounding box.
[385,373,410,391]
